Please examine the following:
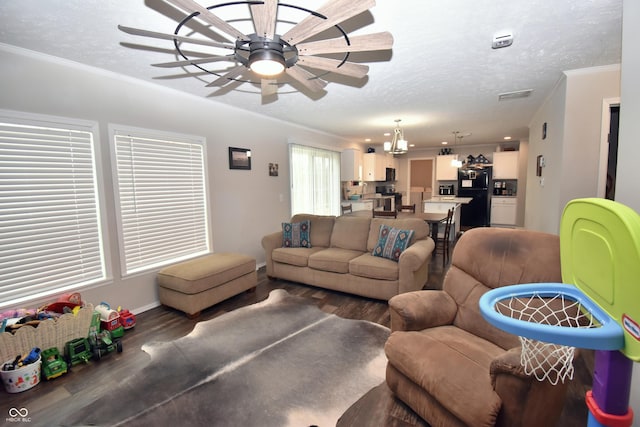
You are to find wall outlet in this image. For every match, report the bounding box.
[539,177,545,187]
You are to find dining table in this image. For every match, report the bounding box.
[345,210,448,242]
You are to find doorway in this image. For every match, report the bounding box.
[598,98,620,199]
[408,158,434,209]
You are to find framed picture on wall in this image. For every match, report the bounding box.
[229,147,251,170]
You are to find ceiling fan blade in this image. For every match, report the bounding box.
[296,32,393,55]
[282,0,375,45]
[261,78,278,96]
[152,55,235,68]
[286,65,327,92]
[251,0,278,40]
[164,0,249,41]
[297,56,369,78]
[205,65,246,87]
[118,25,234,50]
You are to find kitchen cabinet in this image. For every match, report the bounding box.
[493,151,519,179]
[349,199,374,212]
[363,153,386,181]
[341,148,362,181]
[436,155,459,181]
[490,197,517,226]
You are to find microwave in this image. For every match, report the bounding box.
[385,167,396,182]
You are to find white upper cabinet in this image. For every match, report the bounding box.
[341,148,362,181]
[493,151,519,179]
[436,154,459,181]
[363,153,386,181]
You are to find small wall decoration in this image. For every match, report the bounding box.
[269,163,279,177]
[542,122,547,140]
[229,147,251,170]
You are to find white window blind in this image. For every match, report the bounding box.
[289,144,341,216]
[0,120,106,308]
[113,130,210,275]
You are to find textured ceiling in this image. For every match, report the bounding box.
[0,0,623,149]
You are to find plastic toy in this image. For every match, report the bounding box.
[65,338,92,366]
[41,348,68,380]
[117,307,136,330]
[88,312,123,360]
[95,302,124,338]
[41,292,83,314]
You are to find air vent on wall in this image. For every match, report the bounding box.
[498,89,533,101]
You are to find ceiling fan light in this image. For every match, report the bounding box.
[248,50,285,76]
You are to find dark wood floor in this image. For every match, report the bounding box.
[2,247,592,427]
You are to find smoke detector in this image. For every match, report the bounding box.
[492,31,513,49]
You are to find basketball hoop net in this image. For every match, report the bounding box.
[494,293,600,385]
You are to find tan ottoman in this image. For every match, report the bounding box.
[157,253,257,318]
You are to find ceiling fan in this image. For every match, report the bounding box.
[118,0,394,99]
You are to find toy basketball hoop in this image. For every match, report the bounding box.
[480,198,640,427]
[479,282,624,385]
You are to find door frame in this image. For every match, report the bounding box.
[597,97,620,198]
[406,156,436,209]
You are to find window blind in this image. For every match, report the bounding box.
[0,121,105,308]
[289,144,341,216]
[113,131,209,275]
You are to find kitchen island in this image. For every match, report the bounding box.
[422,197,472,241]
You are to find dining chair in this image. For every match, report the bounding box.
[397,204,416,213]
[341,204,353,215]
[372,209,397,218]
[433,208,454,267]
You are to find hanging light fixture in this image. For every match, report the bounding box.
[451,131,464,168]
[383,119,409,155]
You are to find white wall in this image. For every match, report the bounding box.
[618,1,640,424]
[526,66,621,233]
[0,44,349,313]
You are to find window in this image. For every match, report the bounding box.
[0,113,106,308]
[289,144,341,216]
[111,127,210,275]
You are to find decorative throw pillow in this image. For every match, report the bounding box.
[282,220,311,248]
[372,224,414,262]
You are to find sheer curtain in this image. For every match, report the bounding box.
[289,144,341,216]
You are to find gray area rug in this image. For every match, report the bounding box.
[63,289,389,426]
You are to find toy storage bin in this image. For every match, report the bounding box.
[1,356,41,393]
[0,304,93,363]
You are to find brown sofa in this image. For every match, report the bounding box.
[261,214,436,300]
[384,227,571,427]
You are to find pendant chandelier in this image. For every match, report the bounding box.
[384,119,408,155]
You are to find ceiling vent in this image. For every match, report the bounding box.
[498,89,533,101]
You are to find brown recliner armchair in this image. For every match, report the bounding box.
[384,227,571,427]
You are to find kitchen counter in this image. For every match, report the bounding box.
[427,196,473,204]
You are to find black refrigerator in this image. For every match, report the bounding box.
[458,167,491,227]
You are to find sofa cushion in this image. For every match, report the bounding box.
[272,247,324,267]
[291,214,335,248]
[330,216,371,251]
[385,325,504,427]
[308,248,364,273]
[349,253,398,281]
[372,224,414,262]
[282,220,311,248]
[367,218,430,252]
